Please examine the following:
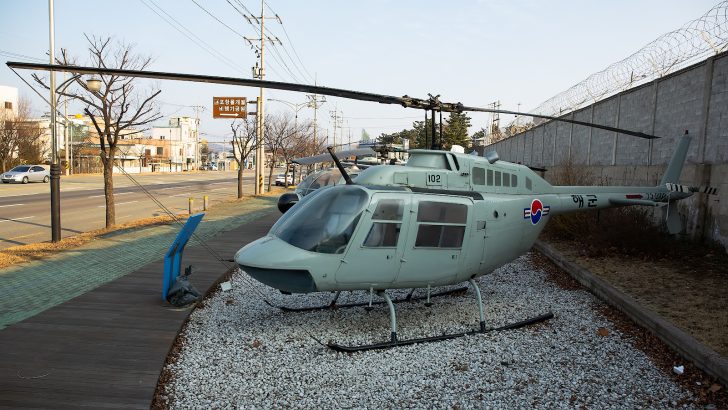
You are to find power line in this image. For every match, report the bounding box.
[0,50,46,63]
[190,0,247,39]
[264,1,314,82]
[230,0,313,84]
[139,0,244,75]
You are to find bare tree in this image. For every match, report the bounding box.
[0,96,44,171]
[35,35,161,228]
[229,118,258,198]
[265,113,304,190]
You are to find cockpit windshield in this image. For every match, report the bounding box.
[270,185,369,254]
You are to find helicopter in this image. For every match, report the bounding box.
[6,61,718,352]
[235,131,712,351]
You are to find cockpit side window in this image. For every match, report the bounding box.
[363,199,403,247]
[272,186,369,254]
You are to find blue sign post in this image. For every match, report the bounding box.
[163,213,205,300]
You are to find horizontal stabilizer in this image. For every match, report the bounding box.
[666,183,718,195]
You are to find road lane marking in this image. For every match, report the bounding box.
[97,200,138,207]
[0,203,25,208]
[211,182,230,185]
[211,187,229,191]
[0,216,35,223]
[87,192,134,198]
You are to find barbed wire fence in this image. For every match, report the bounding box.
[509,1,728,131]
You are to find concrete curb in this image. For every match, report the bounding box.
[534,240,728,386]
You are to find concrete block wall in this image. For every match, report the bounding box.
[488,52,728,250]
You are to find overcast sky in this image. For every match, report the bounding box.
[0,0,721,146]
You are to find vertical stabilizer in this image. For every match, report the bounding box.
[659,130,692,185]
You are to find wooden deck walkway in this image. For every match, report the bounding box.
[0,212,278,408]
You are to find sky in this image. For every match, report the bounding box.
[0,0,722,149]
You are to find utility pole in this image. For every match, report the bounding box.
[488,100,501,144]
[329,106,343,150]
[192,105,204,170]
[243,1,282,195]
[306,89,326,150]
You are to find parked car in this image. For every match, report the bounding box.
[1,165,50,184]
[274,173,293,186]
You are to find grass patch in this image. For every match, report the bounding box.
[542,158,726,259]
[0,214,177,269]
[0,187,290,270]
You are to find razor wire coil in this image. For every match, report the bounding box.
[511,1,728,128]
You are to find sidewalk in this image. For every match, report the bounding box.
[0,195,281,408]
[0,196,277,329]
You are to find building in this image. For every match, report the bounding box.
[0,85,18,117]
[150,116,200,171]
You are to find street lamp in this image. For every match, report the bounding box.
[45,72,105,242]
[86,77,102,93]
[267,98,309,129]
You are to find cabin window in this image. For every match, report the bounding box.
[511,174,518,187]
[417,201,467,224]
[472,167,485,185]
[415,201,467,248]
[372,199,403,220]
[487,169,493,186]
[526,177,532,191]
[363,199,404,247]
[364,223,401,247]
[495,171,502,187]
[503,173,511,187]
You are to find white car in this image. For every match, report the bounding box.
[275,173,293,186]
[2,165,50,184]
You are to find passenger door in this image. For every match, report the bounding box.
[31,166,45,182]
[396,196,471,286]
[335,193,410,287]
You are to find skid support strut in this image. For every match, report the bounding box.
[469,279,486,332]
[379,291,397,343]
[327,281,554,353]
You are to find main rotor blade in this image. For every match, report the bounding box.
[7,61,659,140]
[461,105,658,139]
[6,61,404,105]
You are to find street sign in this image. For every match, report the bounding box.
[213,97,247,119]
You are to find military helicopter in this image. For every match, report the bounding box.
[7,61,717,352]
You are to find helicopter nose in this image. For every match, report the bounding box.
[234,236,318,294]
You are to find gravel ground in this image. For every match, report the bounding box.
[161,253,697,409]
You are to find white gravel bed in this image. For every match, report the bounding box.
[161,253,695,408]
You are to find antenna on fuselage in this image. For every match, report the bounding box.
[326,146,354,185]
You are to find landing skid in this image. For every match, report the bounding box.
[326,279,554,353]
[327,312,554,353]
[276,286,469,312]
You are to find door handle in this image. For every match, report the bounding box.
[400,258,407,263]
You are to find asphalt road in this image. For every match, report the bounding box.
[0,170,268,250]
